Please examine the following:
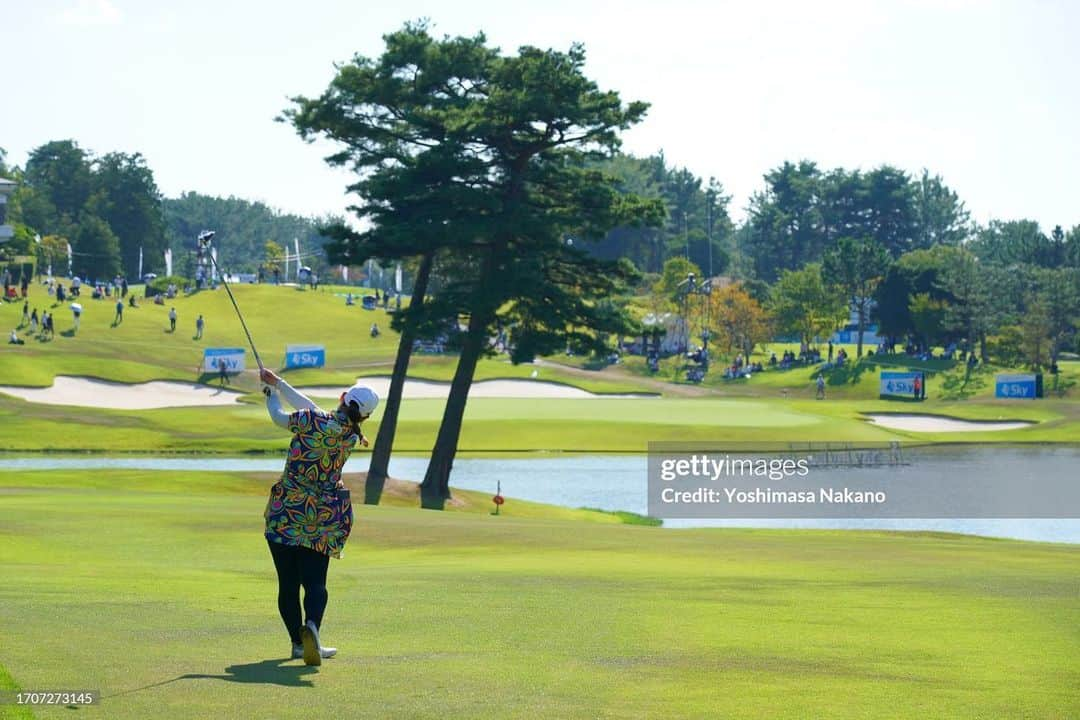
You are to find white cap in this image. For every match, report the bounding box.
[343,384,379,415]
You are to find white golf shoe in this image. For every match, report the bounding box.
[299,620,337,665]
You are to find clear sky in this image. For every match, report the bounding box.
[4,0,1078,231]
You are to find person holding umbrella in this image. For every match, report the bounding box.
[71,302,83,333]
[260,368,378,666]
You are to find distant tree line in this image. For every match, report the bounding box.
[1,140,166,280]
[603,156,1080,368]
[587,153,733,276]
[0,141,338,282]
[742,159,1080,281]
[162,192,340,279]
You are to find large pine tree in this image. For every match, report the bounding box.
[287,23,659,508]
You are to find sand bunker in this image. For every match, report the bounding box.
[866,414,1034,433]
[300,377,652,400]
[0,375,649,409]
[0,376,246,409]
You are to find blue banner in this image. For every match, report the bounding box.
[285,344,326,369]
[995,374,1037,399]
[880,371,922,398]
[203,348,245,373]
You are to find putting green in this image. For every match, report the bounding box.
[0,395,899,454]
[377,397,817,426]
[0,469,1077,718]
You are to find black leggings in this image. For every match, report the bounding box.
[267,539,331,644]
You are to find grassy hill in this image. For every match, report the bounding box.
[0,284,640,393]
[0,469,1076,719]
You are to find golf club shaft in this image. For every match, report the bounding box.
[201,246,265,371]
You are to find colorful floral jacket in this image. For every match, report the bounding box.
[264,407,358,558]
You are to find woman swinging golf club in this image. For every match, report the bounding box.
[194,230,378,664]
[260,367,378,666]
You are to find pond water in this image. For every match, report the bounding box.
[1,447,1077,544]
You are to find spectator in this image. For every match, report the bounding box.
[913,374,922,401]
[72,303,82,332]
[29,309,38,335]
[20,275,29,298]
[121,277,128,297]
[56,284,66,304]
[21,301,29,326]
[345,293,354,306]
[828,341,834,363]
[218,358,229,387]
[169,307,177,332]
[128,295,138,308]
[195,314,204,340]
[44,312,54,339]
[9,328,24,345]
[71,276,81,297]
[816,374,826,400]
[114,299,124,324]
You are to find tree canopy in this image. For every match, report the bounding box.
[286,22,658,507]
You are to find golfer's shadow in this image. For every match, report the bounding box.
[182,658,317,687]
[104,658,316,700]
[178,659,319,690]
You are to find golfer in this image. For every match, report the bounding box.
[260,368,378,666]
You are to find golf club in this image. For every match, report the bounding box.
[197,231,269,391]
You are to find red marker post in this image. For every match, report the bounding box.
[492,481,504,515]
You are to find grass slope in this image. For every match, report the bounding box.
[0,470,1077,718]
[0,286,639,394]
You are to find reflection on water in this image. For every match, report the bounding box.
[1,447,1077,544]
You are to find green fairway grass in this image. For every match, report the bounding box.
[0,469,1077,718]
[1,390,1075,454]
[0,395,901,454]
[3,285,1079,453]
